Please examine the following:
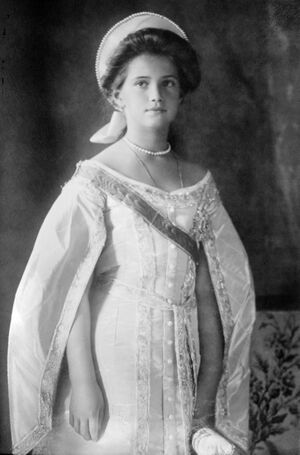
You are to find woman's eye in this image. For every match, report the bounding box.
[163,79,176,87]
[135,80,148,87]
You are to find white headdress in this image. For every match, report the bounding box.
[90,12,188,143]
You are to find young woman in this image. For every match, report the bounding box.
[8,12,255,455]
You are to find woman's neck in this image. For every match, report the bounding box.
[125,127,169,152]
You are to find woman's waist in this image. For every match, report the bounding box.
[92,276,196,310]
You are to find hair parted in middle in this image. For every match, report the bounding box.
[100,28,201,102]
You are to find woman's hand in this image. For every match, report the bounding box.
[192,427,238,455]
[69,380,106,441]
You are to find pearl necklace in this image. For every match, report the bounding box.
[124,137,171,156]
[124,138,184,189]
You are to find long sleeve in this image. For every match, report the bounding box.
[195,193,256,452]
[8,174,107,455]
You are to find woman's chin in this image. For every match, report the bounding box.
[140,118,171,131]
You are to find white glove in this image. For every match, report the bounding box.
[192,427,236,455]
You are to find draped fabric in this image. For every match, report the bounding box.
[8,160,255,455]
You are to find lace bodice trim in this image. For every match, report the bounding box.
[81,159,211,208]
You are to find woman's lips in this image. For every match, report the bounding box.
[146,108,166,113]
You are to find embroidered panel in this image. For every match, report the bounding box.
[135,302,151,454]
[133,215,156,454]
[181,256,196,303]
[190,183,234,423]
[174,307,195,454]
[162,311,177,454]
[202,221,234,420]
[132,183,207,209]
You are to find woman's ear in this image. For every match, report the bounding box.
[111,89,124,112]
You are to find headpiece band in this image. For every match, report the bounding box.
[95,12,188,90]
[90,12,188,143]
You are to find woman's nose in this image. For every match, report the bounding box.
[149,83,162,102]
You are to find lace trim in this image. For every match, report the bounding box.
[135,302,151,454]
[134,213,156,293]
[12,183,107,455]
[185,308,199,399]
[202,221,234,419]
[188,181,250,450]
[32,434,54,455]
[190,179,221,243]
[174,307,195,454]
[200,178,221,215]
[132,184,207,208]
[134,215,156,454]
[179,254,199,430]
[181,256,196,302]
[189,178,233,419]
[13,424,47,455]
[162,311,177,454]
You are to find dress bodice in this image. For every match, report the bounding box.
[90,161,212,305]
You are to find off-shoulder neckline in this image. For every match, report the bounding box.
[81,159,211,195]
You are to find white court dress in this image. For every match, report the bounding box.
[8,160,255,455]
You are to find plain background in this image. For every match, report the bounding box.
[1,0,300,452]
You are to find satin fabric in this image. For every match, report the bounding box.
[8,160,255,455]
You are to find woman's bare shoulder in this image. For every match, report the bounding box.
[90,143,119,164]
[89,141,132,171]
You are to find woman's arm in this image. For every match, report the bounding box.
[67,280,105,441]
[194,244,224,426]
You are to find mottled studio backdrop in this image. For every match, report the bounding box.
[1,0,300,452]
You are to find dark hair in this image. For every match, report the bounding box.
[100,28,201,101]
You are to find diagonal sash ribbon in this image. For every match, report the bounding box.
[75,162,200,265]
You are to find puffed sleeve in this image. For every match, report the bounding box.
[8,172,107,455]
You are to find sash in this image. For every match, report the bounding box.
[75,162,200,265]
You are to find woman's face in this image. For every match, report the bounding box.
[113,53,181,134]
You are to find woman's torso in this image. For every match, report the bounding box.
[37,160,215,455]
